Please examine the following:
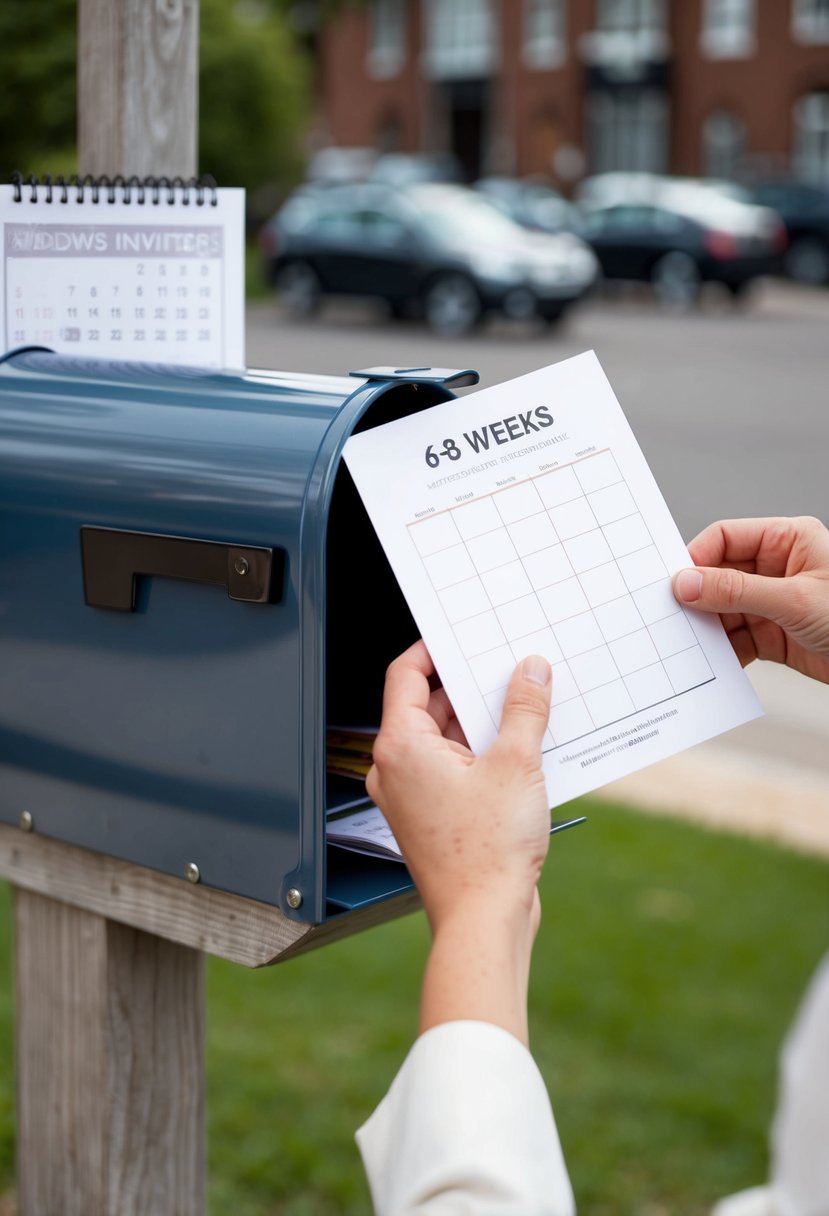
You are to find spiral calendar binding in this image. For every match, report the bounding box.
[9,171,219,207]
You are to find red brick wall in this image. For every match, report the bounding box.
[318,3,425,152]
[671,0,829,175]
[317,0,598,180]
[507,1,595,179]
[316,0,829,182]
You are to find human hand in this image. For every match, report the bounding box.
[367,640,553,932]
[367,640,554,1043]
[672,516,829,685]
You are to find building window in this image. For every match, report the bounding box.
[794,92,829,182]
[792,0,829,43]
[367,0,406,78]
[423,0,495,79]
[583,0,669,71]
[523,0,566,69]
[701,0,755,58]
[595,0,665,35]
[703,110,746,179]
[586,88,669,173]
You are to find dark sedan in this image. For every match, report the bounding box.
[260,182,598,335]
[473,176,586,237]
[747,180,829,285]
[581,184,785,305]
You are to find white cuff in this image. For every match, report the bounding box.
[771,951,829,1216]
[356,1020,575,1216]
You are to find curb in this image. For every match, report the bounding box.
[600,743,829,860]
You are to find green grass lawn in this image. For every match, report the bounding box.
[1,798,827,1214]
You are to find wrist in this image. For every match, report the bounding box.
[419,897,539,1045]
[421,863,541,932]
[429,888,539,945]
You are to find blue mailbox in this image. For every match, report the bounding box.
[0,349,478,926]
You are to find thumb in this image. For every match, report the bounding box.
[493,655,553,762]
[673,566,792,623]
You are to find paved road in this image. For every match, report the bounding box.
[247,282,829,811]
[248,279,828,537]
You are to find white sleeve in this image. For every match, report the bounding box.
[356,1020,576,1216]
[771,950,829,1216]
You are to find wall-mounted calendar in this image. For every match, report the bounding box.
[0,177,245,370]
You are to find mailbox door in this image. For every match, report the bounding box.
[0,354,349,910]
[0,352,465,927]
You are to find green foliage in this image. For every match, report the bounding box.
[1,803,827,1214]
[0,0,78,179]
[0,0,310,197]
[199,0,311,201]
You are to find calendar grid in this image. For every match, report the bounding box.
[1,185,245,369]
[5,230,224,360]
[408,449,714,750]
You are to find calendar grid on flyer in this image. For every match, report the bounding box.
[343,352,763,808]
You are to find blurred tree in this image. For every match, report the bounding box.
[0,0,311,201]
[0,0,78,179]
[200,0,311,205]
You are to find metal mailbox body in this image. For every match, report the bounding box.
[0,349,466,925]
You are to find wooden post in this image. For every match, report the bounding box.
[10,4,206,1211]
[15,892,204,1216]
[77,0,199,180]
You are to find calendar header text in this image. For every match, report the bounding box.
[6,224,223,259]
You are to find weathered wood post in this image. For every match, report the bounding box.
[77,0,199,182]
[13,4,204,1212]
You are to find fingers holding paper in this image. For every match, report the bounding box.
[367,642,554,933]
[376,639,470,751]
[368,641,555,1043]
[673,516,829,684]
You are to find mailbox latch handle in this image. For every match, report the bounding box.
[80,527,284,611]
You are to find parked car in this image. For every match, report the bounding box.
[575,171,666,209]
[260,182,598,335]
[579,180,785,304]
[370,152,464,187]
[473,176,586,237]
[743,179,829,285]
[306,146,378,185]
[576,171,765,212]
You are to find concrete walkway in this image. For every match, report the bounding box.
[602,662,829,859]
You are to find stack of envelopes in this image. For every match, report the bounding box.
[326,726,376,780]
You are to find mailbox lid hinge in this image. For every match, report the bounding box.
[349,366,479,388]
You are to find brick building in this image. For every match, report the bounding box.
[315,0,829,188]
